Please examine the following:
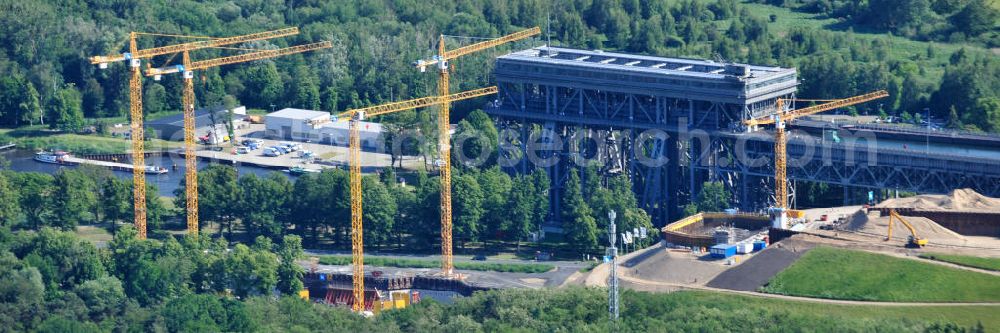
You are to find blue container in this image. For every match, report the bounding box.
[753,241,767,251]
[710,244,737,259]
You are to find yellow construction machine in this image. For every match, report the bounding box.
[886,209,929,248]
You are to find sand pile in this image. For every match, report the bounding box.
[840,210,968,243]
[875,189,1000,212]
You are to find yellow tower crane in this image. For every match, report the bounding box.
[335,86,499,312]
[744,90,889,210]
[414,27,540,276]
[88,28,300,239]
[146,41,333,234]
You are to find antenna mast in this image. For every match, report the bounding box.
[607,210,619,321]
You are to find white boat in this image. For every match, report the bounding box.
[33,151,76,165]
[144,165,168,175]
[285,166,321,175]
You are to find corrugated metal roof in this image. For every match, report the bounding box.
[320,120,384,132]
[498,46,791,80]
[267,108,330,120]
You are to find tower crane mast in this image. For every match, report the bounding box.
[414,27,540,276]
[146,41,332,235]
[335,86,498,312]
[745,90,889,210]
[88,27,300,239]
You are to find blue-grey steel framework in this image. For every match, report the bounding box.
[486,46,1000,226]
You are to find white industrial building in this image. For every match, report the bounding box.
[264,108,384,149]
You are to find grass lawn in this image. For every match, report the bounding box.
[921,253,1000,272]
[75,225,113,244]
[671,290,999,330]
[761,246,1000,302]
[0,126,180,154]
[317,255,554,273]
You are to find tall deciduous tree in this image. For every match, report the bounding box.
[46,86,84,131]
[362,175,397,250]
[949,0,1000,37]
[241,62,283,109]
[288,65,320,110]
[238,173,292,240]
[506,174,535,249]
[9,172,53,229]
[226,242,278,298]
[530,169,550,228]
[695,181,732,212]
[276,235,304,296]
[50,169,98,229]
[81,78,104,118]
[476,167,512,241]
[451,173,483,248]
[561,169,598,254]
[143,83,168,114]
[0,173,19,226]
[176,165,239,238]
[0,74,41,126]
[100,177,129,229]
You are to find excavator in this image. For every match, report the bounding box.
[885,209,929,248]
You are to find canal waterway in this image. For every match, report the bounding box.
[1,149,297,197]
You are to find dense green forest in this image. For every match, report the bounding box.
[0,0,997,134]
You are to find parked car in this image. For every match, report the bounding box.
[241,139,262,150]
[263,147,281,157]
[472,254,487,261]
[279,142,301,152]
[273,145,290,154]
[235,146,250,154]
